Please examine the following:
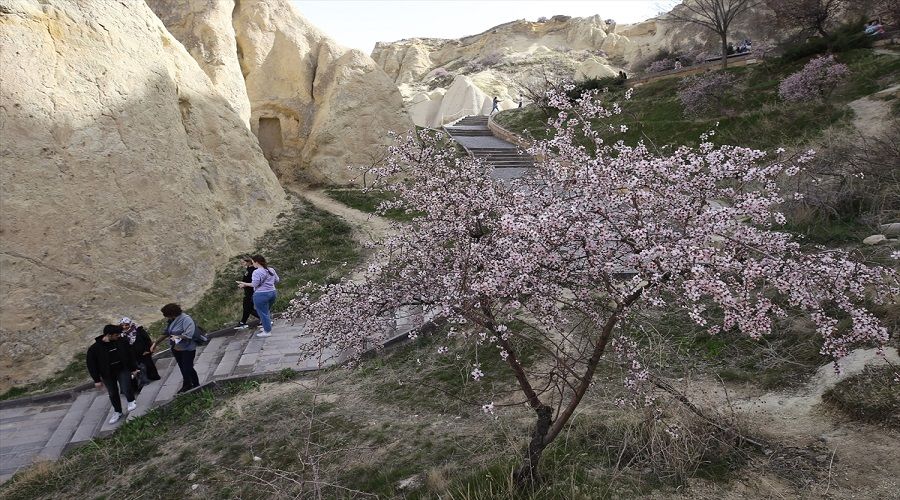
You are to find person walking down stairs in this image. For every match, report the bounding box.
[157,303,200,393]
[238,255,279,338]
[86,325,141,424]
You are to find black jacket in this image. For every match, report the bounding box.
[242,266,255,297]
[86,335,138,382]
[125,326,153,357]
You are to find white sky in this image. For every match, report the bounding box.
[292,1,668,54]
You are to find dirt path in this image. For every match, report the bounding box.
[686,348,900,498]
[295,189,393,245]
[848,83,900,138]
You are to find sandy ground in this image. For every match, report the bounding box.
[848,83,900,138]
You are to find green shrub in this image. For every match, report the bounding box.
[780,20,873,61]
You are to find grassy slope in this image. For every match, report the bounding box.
[496,49,899,149]
[0,336,757,500]
[0,197,360,401]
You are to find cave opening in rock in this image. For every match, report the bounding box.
[257,116,283,160]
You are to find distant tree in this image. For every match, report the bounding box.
[767,0,848,37]
[678,71,737,115]
[666,0,760,69]
[778,54,850,101]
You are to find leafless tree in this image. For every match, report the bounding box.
[767,0,847,37]
[665,0,760,69]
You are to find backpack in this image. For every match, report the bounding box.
[192,325,209,346]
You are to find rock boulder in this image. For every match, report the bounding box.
[232,0,413,186]
[0,0,286,390]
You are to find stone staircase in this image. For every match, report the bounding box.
[0,321,335,482]
[0,309,427,483]
[444,115,534,179]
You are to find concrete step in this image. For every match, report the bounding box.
[212,331,254,379]
[67,393,107,449]
[36,393,93,461]
[126,357,175,421]
[194,336,229,384]
[154,351,191,405]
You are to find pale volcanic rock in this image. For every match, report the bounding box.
[146,0,252,126]
[373,5,781,126]
[232,0,413,185]
[0,0,286,390]
[575,59,618,81]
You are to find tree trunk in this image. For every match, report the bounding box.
[721,34,729,70]
[513,404,553,488]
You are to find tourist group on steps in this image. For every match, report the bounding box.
[85,255,279,424]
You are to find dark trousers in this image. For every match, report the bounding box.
[241,293,259,324]
[102,370,134,413]
[138,353,161,380]
[173,349,200,390]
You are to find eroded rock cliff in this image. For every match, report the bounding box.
[373,6,780,128]
[0,0,287,389]
[231,0,413,185]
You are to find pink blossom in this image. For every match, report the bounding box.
[778,55,850,102]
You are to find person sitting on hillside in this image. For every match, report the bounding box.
[86,325,141,424]
[865,20,885,36]
[119,316,160,382]
[727,42,736,55]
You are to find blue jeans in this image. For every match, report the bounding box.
[252,290,277,333]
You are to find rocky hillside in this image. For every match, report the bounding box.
[147,0,414,186]
[0,0,287,389]
[372,5,781,128]
[0,0,413,391]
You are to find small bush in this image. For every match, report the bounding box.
[778,55,850,102]
[678,71,738,116]
[648,58,676,73]
[824,365,900,427]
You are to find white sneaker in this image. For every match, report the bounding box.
[256,331,272,338]
[108,412,122,424]
[127,401,137,412]
[235,323,249,330]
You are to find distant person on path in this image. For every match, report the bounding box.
[490,96,500,115]
[865,20,885,36]
[157,303,200,392]
[236,257,259,329]
[86,324,140,424]
[120,316,160,382]
[517,97,523,108]
[238,255,279,338]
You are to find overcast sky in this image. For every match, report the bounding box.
[292,1,668,54]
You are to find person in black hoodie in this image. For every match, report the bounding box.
[119,316,161,381]
[86,324,140,424]
[236,257,259,329]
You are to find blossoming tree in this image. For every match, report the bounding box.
[289,89,896,486]
[778,54,850,102]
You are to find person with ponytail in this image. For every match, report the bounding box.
[237,255,280,337]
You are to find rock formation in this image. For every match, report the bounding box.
[230,0,413,186]
[146,0,252,126]
[372,5,781,127]
[0,0,287,390]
